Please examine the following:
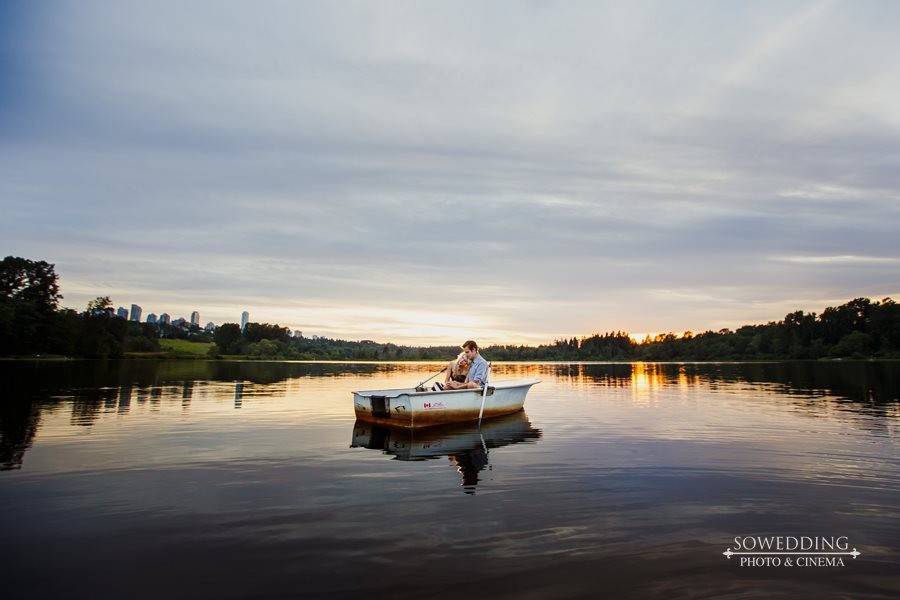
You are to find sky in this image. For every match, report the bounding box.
[2,0,899,345]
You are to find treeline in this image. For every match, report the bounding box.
[210,297,900,361]
[3,256,899,361]
[210,321,463,360]
[512,298,900,360]
[630,297,900,361]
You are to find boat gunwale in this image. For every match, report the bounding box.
[353,378,541,398]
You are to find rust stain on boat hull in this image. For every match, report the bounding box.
[354,405,524,428]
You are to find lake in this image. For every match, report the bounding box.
[1,360,898,599]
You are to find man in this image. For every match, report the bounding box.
[444,340,488,389]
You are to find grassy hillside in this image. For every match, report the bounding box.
[159,339,214,356]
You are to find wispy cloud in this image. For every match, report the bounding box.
[772,255,900,265]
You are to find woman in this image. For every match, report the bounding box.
[434,352,470,390]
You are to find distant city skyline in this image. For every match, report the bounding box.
[104,300,314,338]
[107,301,256,331]
[3,3,898,345]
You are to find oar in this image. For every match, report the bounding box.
[477,362,492,426]
[414,366,447,390]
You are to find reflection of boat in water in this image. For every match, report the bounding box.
[352,378,540,428]
[350,411,542,492]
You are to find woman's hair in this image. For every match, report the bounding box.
[452,352,470,376]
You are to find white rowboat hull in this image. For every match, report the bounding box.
[352,378,539,428]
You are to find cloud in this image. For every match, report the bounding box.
[2,1,899,343]
[772,255,900,265]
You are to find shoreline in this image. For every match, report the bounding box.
[2,356,898,364]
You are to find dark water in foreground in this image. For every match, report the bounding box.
[1,360,898,599]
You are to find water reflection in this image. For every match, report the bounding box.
[351,411,542,493]
[1,359,898,598]
[234,381,244,408]
[1,359,898,471]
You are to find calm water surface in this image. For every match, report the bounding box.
[1,360,898,599]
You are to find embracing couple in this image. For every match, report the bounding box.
[435,340,488,391]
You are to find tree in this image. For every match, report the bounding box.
[830,331,873,358]
[243,322,291,344]
[0,257,63,355]
[0,256,62,311]
[86,296,112,315]
[76,312,127,358]
[246,339,283,358]
[214,323,243,354]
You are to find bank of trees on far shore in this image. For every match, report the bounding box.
[2,256,899,361]
[217,296,900,361]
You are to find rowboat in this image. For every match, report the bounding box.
[352,378,540,428]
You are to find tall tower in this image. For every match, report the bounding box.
[190,311,200,326]
[241,311,250,331]
[130,304,142,322]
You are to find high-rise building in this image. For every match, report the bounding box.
[241,311,250,331]
[146,313,158,324]
[158,313,171,325]
[190,311,200,326]
[116,307,128,319]
[104,307,116,318]
[204,322,216,332]
[172,317,187,327]
[129,304,142,322]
